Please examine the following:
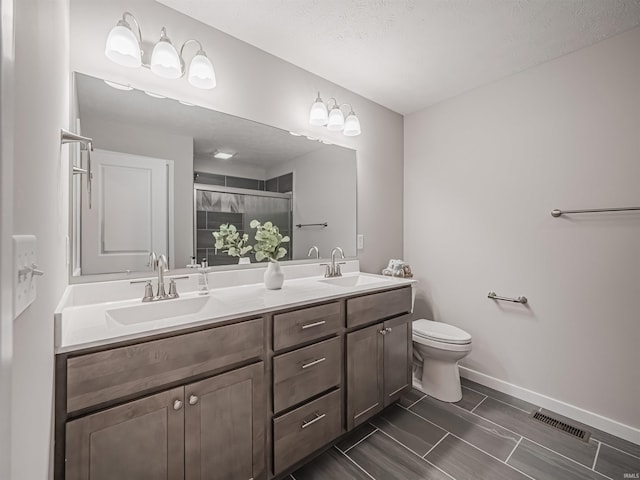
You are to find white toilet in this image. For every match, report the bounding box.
[412,319,472,402]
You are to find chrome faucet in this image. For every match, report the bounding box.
[307,246,320,259]
[133,252,187,302]
[322,247,345,277]
[156,254,168,298]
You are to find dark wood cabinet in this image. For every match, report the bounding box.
[65,387,185,480]
[346,323,384,430]
[383,315,412,406]
[185,362,265,480]
[346,302,412,430]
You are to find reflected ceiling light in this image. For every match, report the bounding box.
[104,79,133,91]
[144,91,166,99]
[309,92,361,136]
[213,151,234,160]
[105,12,216,90]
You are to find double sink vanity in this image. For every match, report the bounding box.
[54,261,415,479]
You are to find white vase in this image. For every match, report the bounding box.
[264,260,284,290]
[238,257,250,265]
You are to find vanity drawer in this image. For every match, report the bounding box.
[273,301,342,351]
[347,286,412,328]
[66,317,264,413]
[273,389,342,475]
[273,336,342,413]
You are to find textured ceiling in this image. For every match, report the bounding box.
[157,0,640,114]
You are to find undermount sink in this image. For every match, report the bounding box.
[319,274,391,288]
[106,295,210,325]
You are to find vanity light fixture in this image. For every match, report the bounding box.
[308,92,361,136]
[213,151,234,160]
[105,12,217,90]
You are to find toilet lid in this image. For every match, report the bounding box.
[413,319,472,344]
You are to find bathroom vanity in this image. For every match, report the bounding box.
[53,267,414,480]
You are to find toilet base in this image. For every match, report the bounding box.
[412,357,463,402]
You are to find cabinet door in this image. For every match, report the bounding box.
[185,362,265,480]
[383,314,412,406]
[346,323,384,430]
[65,387,185,480]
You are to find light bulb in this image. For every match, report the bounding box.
[188,51,216,89]
[105,20,141,68]
[150,28,182,79]
[343,111,361,136]
[309,93,328,126]
[326,106,345,131]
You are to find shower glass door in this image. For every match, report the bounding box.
[194,185,292,266]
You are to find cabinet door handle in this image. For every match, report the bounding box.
[378,329,387,335]
[301,357,326,369]
[385,327,392,333]
[301,320,325,330]
[301,412,326,429]
[173,400,183,411]
[189,395,199,405]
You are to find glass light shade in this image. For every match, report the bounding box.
[343,112,361,136]
[188,52,216,89]
[150,38,182,79]
[105,23,141,68]
[309,100,328,126]
[326,107,345,131]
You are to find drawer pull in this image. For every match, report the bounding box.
[301,412,326,429]
[173,400,183,411]
[301,357,326,369]
[301,320,326,330]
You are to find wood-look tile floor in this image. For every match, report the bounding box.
[288,378,640,480]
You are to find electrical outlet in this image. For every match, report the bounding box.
[13,235,41,318]
[357,234,364,250]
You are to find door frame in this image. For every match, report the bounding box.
[0,0,15,475]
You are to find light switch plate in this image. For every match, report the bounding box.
[357,234,364,250]
[13,235,38,319]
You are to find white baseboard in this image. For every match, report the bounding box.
[459,366,640,446]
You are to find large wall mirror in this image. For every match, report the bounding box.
[70,72,357,281]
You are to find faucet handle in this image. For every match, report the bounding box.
[335,262,346,277]
[319,263,333,278]
[142,280,154,302]
[168,279,179,298]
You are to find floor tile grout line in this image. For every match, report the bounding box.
[334,446,377,480]
[398,405,538,480]
[406,392,428,409]
[594,441,640,462]
[460,384,532,414]
[463,383,640,460]
[342,427,379,454]
[591,441,601,470]
[504,436,523,464]
[422,432,449,458]
[470,394,488,413]
[373,428,457,480]
[404,403,616,480]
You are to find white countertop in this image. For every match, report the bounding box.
[55,263,415,353]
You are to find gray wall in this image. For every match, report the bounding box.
[70,0,405,273]
[11,0,70,478]
[405,27,640,435]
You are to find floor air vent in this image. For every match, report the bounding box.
[531,411,591,442]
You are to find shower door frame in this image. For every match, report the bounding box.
[193,183,293,263]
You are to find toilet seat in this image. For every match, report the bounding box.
[413,319,472,345]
